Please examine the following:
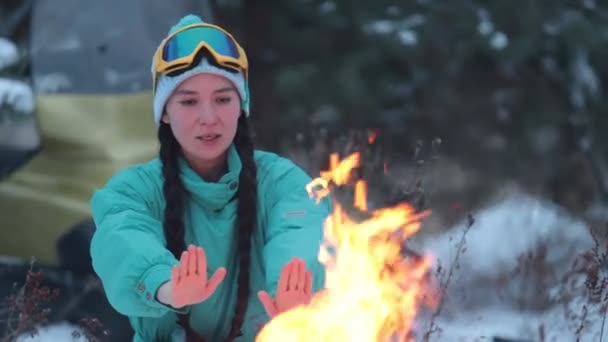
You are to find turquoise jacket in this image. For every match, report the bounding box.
[89,146,329,341]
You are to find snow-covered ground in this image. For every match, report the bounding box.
[15,322,85,341]
[11,191,607,341]
[420,190,606,341]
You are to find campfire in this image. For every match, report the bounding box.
[256,152,437,341]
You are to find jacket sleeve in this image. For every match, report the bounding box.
[261,159,331,296]
[89,166,187,318]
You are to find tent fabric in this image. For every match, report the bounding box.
[0,0,213,264]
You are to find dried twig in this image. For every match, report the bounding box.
[423,213,474,341]
[595,224,608,342]
[0,257,60,342]
[54,276,102,321]
[73,317,109,342]
[600,302,607,342]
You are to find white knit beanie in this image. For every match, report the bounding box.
[151,15,250,125]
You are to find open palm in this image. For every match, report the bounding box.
[171,245,227,308]
[257,257,313,318]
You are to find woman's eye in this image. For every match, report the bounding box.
[216,96,232,104]
[179,99,197,106]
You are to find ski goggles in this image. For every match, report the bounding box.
[152,23,248,91]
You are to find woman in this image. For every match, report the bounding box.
[89,14,329,341]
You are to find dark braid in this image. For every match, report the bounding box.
[159,123,187,260]
[158,123,206,342]
[158,114,258,341]
[225,113,258,341]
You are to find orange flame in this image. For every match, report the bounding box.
[354,180,367,211]
[257,153,435,342]
[368,130,378,144]
[305,152,361,203]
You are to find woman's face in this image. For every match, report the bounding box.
[162,73,241,168]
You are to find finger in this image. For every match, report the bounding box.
[196,247,205,277]
[296,259,306,290]
[172,265,181,284]
[278,259,294,291]
[199,247,208,281]
[288,259,300,291]
[205,267,227,296]
[185,250,192,277]
[179,251,188,279]
[304,270,313,295]
[188,245,197,276]
[257,291,279,318]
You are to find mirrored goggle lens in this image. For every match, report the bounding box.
[161,26,241,62]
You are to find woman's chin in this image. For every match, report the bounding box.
[188,139,228,161]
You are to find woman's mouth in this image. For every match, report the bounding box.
[197,134,221,142]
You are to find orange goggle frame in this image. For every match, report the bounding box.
[152,23,248,91]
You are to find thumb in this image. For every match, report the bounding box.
[204,267,227,296]
[257,291,278,318]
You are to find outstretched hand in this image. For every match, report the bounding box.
[170,245,227,308]
[257,257,313,318]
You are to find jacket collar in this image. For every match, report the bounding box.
[178,144,242,211]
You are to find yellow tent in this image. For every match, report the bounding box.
[0,1,213,265]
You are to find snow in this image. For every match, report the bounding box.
[582,0,597,10]
[7,194,606,341]
[398,30,418,46]
[366,20,395,35]
[435,309,540,341]
[15,322,86,342]
[402,14,426,28]
[0,38,19,70]
[490,32,508,50]
[434,294,605,341]
[365,15,423,46]
[424,192,593,276]
[570,48,600,110]
[543,22,561,36]
[477,8,494,36]
[319,1,336,14]
[103,68,145,90]
[476,9,508,50]
[0,78,35,113]
[33,73,72,93]
[0,61,38,148]
[48,35,82,52]
[418,190,605,341]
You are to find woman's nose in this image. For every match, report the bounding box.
[197,102,218,125]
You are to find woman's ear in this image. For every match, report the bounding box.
[161,111,170,124]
